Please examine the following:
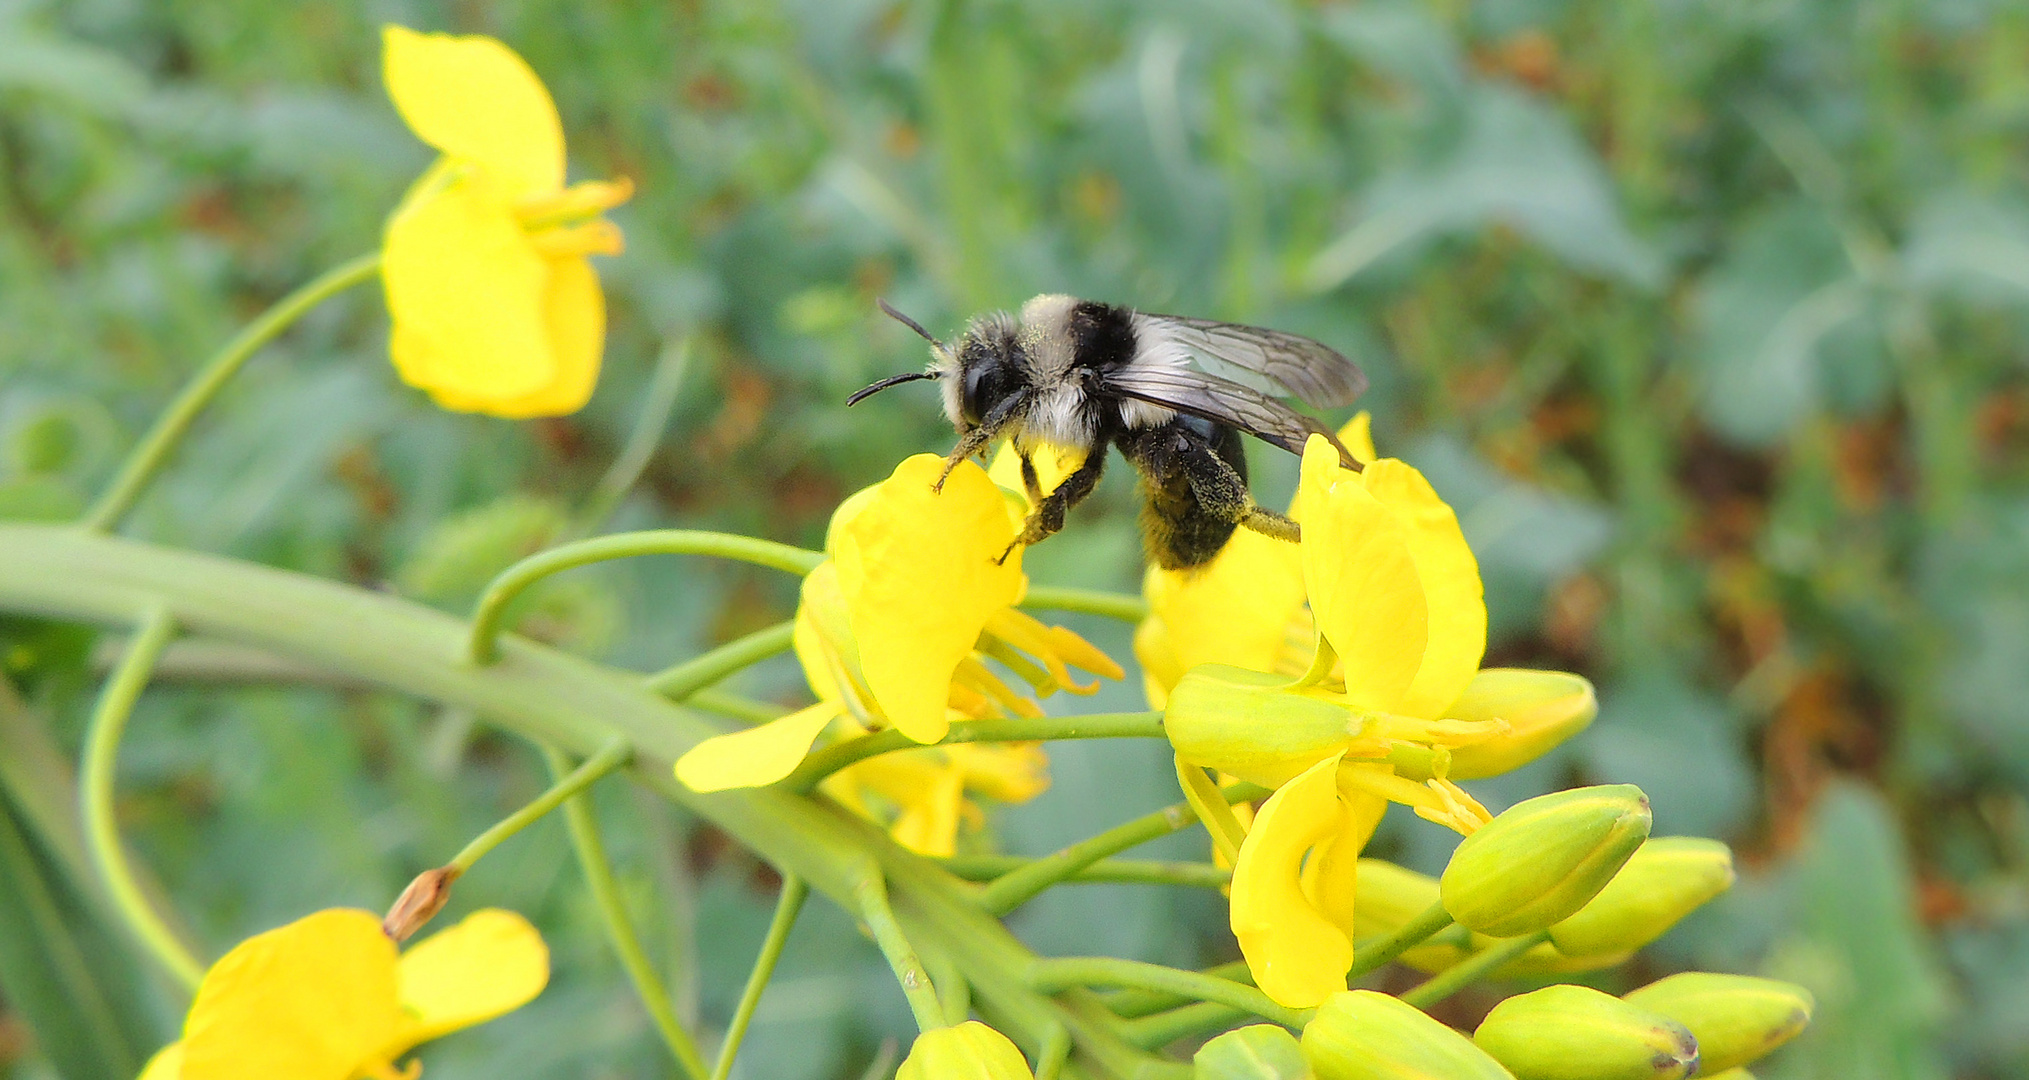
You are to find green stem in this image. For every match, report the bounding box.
[936,854,1228,891]
[924,945,972,1026]
[469,531,822,664]
[978,782,1267,916]
[711,872,807,1080]
[78,606,203,990]
[448,739,632,873]
[81,253,381,533]
[1122,1002,1249,1050]
[688,687,790,727]
[646,621,796,700]
[1019,586,1148,623]
[1036,1024,1072,1080]
[1345,901,1455,983]
[540,743,709,1080]
[789,711,1166,793]
[1398,929,1550,1008]
[1097,961,1251,1018]
[571,335,691,538]
[853,864,946,1033]
[1029,958,1304,1030]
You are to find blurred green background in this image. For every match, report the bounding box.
[2,0,2026,1077]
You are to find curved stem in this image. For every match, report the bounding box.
[78,606,203,990]
[1122,1002,1249,1050]
[788,711,1167,793]
[1018,586,1148,623]
[1029,958,1304,1030]
[541,742,710,1080]
[853,864,946,1033]
[646,621,796,700]
[1398,929,1550,1008]
[468,532,822,663]
[936,854,1228,891]
[978,781,1267,916]
[1345,901,1455,983]
[82,253,381,533]
[1097,961,1251,1018]
[713,873,809,1080]
[449,739,633,873]
[571,334,691,538]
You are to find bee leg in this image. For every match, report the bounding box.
[999,448,1106,564]
[1176,434,1301,544]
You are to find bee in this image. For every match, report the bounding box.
[848,294,1366,571]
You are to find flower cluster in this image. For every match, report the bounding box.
[675,452,1121,855]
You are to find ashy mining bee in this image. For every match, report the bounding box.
[850,294,1365,571]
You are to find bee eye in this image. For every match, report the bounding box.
[961,356,1017,428]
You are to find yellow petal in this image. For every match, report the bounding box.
[835,455,1025,743]
[387,909,548,1051]
[951,742,1051,803]
[1297,437,1427,714]
[1137,526,1307,705]
[1301,782,1387,937]
[675,703,839,792]
[1444,668,1598,780]
[887,765,967,856]
[383,180,558,409]
[138,1042,183,1080]
[986,440,1085,503]
[1336,412,1377,465]
[179,909,400,1080]
[1360,459,1485,717]
[452,254,603,419]
[381,26,564,195]
[1230,753,1354,1008]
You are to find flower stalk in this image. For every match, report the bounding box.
[1398,929,1552,1008]
[446,739,632,874]
[712,871,809,1080]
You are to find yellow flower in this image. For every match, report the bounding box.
[822,733,1051,857]
[137,908,546,1080]
[379,25,631,418]
[674,454,1120,803]
[897,1021,1035,1079]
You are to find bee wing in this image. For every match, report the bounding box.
[1134,312,1368,408]
[1101,366,1357,466]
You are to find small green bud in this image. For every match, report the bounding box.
[1623,973,1813,1074]
[1440,785,1652,937]
[1166,664,1360,787]
[1444,669,1599,780]
[897,1021,1035,1080]
[1472,984,1698,1080]
[1548,838,1735,957]
[1302,990,1514,1080]
[1195,1024,1310,1079]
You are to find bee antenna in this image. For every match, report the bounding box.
[876,298,940,346]
[846,371,934,406]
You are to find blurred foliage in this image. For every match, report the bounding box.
[2,0,2027,1077]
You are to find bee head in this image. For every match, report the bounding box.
[949,311,1027,433]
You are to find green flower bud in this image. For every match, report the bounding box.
[1548,838,1735,957]
[1166,664,1359,787]
[1302,989,1514,1080]
[1623,974,1813,1075]
[1473,984,1698,1080]
[897,1021,1035,1080]
[1444,670,1598,780]
[1440,785,1651,937]
[1196,1024,1309,1080]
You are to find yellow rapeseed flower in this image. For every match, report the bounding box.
[822,735,1050,857]
[379,25,631,418]
[137,908,546,1080]
[675,454,1120,813]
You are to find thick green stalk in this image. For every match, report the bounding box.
[789,712,1168,793]
[979,782,1267,916]
[855,865,947,1033]
[713,874,809,1080]
[1019,586,1149,623]
[1345,901,1455,982]
[1029,958,1305,1030]
[541,743,709,1080]
[937,854,1228,891]
[448,740,632,874]
[82,253,382,533]
[646,621,796,700]
[469,532,822,663]
[0,525,1155,1078]
[1098,961,1252,1018]
[1398,929,1551,1008]
[78,606,204,991]
[1122,1002,1249,1050]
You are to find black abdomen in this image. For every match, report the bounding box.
[1117,417,1248,571]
